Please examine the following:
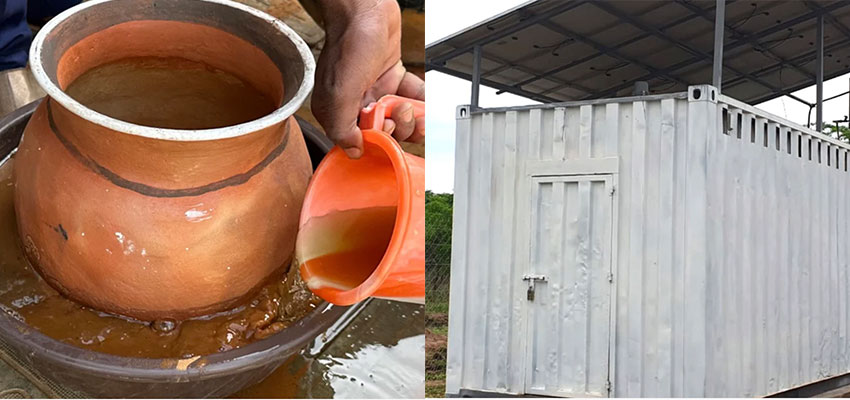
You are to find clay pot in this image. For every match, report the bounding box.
[14,0,315,320]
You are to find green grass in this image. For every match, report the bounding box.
[426,308,448,398]
[429,325,448,336]
[425,300,448,314]
[425,372,447,398]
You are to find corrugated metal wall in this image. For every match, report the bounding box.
[704,95,850,397]
[447,86,850,397]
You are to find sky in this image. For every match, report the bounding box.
[424,0,850,194]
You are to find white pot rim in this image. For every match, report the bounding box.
[29,0,315,142]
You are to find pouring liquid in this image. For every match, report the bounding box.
[300,206,397,291]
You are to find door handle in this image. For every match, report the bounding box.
[522,274,547,302]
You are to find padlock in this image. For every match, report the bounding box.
[522,274,546,302]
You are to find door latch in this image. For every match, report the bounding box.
[522,274,547,302]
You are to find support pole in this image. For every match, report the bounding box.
[712,0,725,90]
[471,45,482,109]
[817,14,824,131]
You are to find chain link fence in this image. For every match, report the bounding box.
[425,191,452,397]
[425,191,452,314]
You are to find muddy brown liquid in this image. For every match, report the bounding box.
[64,57,277,129]
[0,158,321,358]
[301,206,397,290]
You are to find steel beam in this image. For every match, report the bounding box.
[589,1,849,99]
[749,67,850,106]
[805,1,850,43]
[426,63,560,104]
[427,1,585,66]
[722,2,847,52]
[472,48,595,95]
[434,38,595,95]
[676,0,814,81]
[817,14,824,131]
[538,20,690,87]
[724,36,850,97]
[713,0,725,90]
[471,45,481,109]
[589,0,810,104]
[724,36,850,88]
[508,3,708,90]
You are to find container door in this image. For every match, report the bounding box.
[523,174,615,397]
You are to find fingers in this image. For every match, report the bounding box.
[315,58,424,154]
[383,119,396,134]
[397,71,425,101]
[389,102,416,142]
[311,32,375,159]
[369,65,424,143]
[396,72,425,143]
[311,62,366,158]
[382,101,424,144]
[365,61,407,107]
[410,116,425,144]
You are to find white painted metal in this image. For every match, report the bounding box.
[446,85,850,397]
[521,175,615,397]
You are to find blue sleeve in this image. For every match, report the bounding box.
[26,0,80,26]
[0,0,31,70]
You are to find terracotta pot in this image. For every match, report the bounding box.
[14,0,316,320]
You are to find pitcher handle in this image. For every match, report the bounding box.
[358,95,425,132]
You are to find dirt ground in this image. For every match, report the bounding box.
[425,313,448,398]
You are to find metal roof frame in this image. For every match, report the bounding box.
[426,0,850,130]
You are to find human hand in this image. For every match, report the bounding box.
[313,0,425,159]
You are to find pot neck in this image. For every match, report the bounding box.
[46,99,292,194]
[30,0,314,141]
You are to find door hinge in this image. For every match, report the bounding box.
[609,186,616,196]
[605,380,611,393]
[607,272,614,283]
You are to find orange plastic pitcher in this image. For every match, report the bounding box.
[296,95,425,305]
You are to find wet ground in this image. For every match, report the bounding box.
[235,299,424,398]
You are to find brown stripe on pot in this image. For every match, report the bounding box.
[45,99,293,198]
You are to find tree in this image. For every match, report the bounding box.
[425,191,453,286]
[823,123,850,142]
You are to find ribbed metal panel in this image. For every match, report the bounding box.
[703,94,850,397]
[524,176,613,397]
[447,86,850,397]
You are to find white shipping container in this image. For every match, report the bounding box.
[446,85,850,397]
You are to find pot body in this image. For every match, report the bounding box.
[14,100,312,320]
[14,0,317,320]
